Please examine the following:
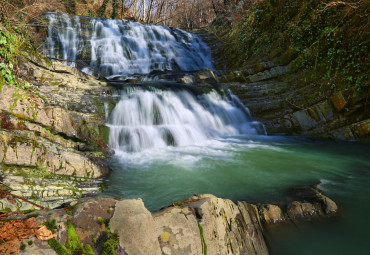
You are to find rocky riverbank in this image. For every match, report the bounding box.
[0,185,337,255]
[218,62,370,141]
[0,55,117,211]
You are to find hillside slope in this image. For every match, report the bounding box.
[207,0,369,140]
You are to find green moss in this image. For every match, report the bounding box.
[21,209,37,214]
[26,213,39,218]
[65,204,75,216]
[28,240,33,245]
[198,222,207,255]
[2,207,12,212]
[99,183,106,192]
[65,220,83,253]
[48,220,94,255]
[98,217,111,233]
[43,219,57,233]
[84,244,94,255]
[102,233,119,255]
[48,238,70,255]
[99,125,110,144]
[20,242,26,251]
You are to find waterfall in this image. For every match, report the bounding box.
[44,12,213,77]
[107,87,264,153]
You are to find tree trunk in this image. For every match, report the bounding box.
[99,0,111,18]
[112,0,119,19]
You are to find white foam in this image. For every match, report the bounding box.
[44,13,213,77]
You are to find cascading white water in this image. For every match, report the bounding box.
[107,87,264,153]
[44,12,213,77]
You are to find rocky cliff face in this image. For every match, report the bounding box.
[0,56,117,211]
[219,62,369,141]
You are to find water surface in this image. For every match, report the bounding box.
[104,88,370,254]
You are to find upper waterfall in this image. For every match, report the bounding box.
[43,12,213,77]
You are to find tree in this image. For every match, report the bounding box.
[99,0,111,18]
[112,0,119,19]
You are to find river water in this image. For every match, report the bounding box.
[104,88,370,255]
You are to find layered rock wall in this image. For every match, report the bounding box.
[0,58,116,210]
[221,62,369,141]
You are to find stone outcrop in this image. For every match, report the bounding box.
[0,57,116,210]
[221,62,370,141]
[258,185,338,224]
[4,190,337,255]
[107,194,269,255]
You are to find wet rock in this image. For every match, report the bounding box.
[292,110,319,130]
[177,75,195,85]
[330,92,347,111]
[287,201,304,219]
[195,69,219,84]
[321,195,338,215]
[248,66,290,83]
[350,119,370,138]
[220,71,247,82]
[259,204,285,224]
[289,185,338,215]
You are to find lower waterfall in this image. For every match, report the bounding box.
[107,87,264,154]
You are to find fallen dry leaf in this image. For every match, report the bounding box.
[36,225,57,240]
[0,239,21,255]
[0,216,57,254]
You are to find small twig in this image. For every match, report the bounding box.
[0,180,14,191]
[0,190,46,210]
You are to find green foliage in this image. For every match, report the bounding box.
[0,19,47,90]
[20,242,26,250]
[213,0,369,96]
[0,30,18,86]
[102,233,119,255]
[43,219,57,233]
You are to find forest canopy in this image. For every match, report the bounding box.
[0,0,239,29]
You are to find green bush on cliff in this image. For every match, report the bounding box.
[0,14,49,90]
[212,0,369,96]
[0,30,19,87]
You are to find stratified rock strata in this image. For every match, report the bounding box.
[0,57,116,210]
